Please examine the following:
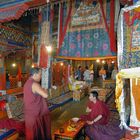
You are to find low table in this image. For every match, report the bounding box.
[54,120,85,140]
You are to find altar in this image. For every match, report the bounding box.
[54,119,85,140]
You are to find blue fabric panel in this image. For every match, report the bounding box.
[59,29,116,57]
[0,129,16,139]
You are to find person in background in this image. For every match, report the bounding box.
[6,70,10,89]
[99,66,106,80]
[83,66,91,86]
[23,67,51,140]
[75,66,82,80]
[90,70,94,86]
[80,91,125,140]
[111,66,118,80]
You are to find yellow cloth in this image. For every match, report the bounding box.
[115,70,140,113]
[115,73,123,112]
[68,75,83,91]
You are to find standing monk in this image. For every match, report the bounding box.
[23,67,51,140]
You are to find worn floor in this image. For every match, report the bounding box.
[51,96,88,134]
[51,90,120,135]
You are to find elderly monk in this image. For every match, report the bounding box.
[23,67,51,140]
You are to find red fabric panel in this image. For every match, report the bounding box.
[124,11,140,26]
[39,45,48,68]
[38,12,42,23]
[26,0,46,8]
[0,101,6,111]
[17,64,22,81]
[57,1,72,55]
[0,119,25,136]
[0,73,6,90]
[98,0,109,34]
[109,0,116,52]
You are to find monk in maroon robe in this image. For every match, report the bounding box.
[23,68,51,140]
[81,91,125,140]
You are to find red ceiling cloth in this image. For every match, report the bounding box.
[0,3,29,23]
[26,0,47,8]
[0,0,47,23]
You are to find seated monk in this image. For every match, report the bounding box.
[80,91,125,140]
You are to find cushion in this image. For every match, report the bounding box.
[6,99,24,120]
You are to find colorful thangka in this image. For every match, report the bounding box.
[118,9,140,70]
[58,1,116,58]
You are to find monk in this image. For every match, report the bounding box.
[81,91,125,140]
[23,67,51,140]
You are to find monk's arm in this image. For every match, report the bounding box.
[93,115,102,123]
[32,82,48,98]
[87,115,102,125]
[86,107,91,113]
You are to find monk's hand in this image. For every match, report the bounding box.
[86,120,94,125]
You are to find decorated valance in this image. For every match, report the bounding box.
[56,56,116,61]
[0,0,48,23]
[0,3,29,23]
[0,0,31,8]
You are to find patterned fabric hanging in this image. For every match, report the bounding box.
[0,3,29,23]
[58,0,116,58]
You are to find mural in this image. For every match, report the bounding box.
[58,1,116,58]
[71,2,103,29]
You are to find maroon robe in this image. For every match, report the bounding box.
[23,77,51,140]
[81,100,125,140]
[81,100,109,124]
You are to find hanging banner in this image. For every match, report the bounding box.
[58,1,116,58]
[118,4,140,70]
[40,21,50,45]
[41,68,49,89]
[39,45,48,68]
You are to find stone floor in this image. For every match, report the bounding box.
[51,96,88,134]
[51,90,120,135]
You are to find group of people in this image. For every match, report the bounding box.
[99,66,118,81]
[23,67,121,140]
[75,65,94,86]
